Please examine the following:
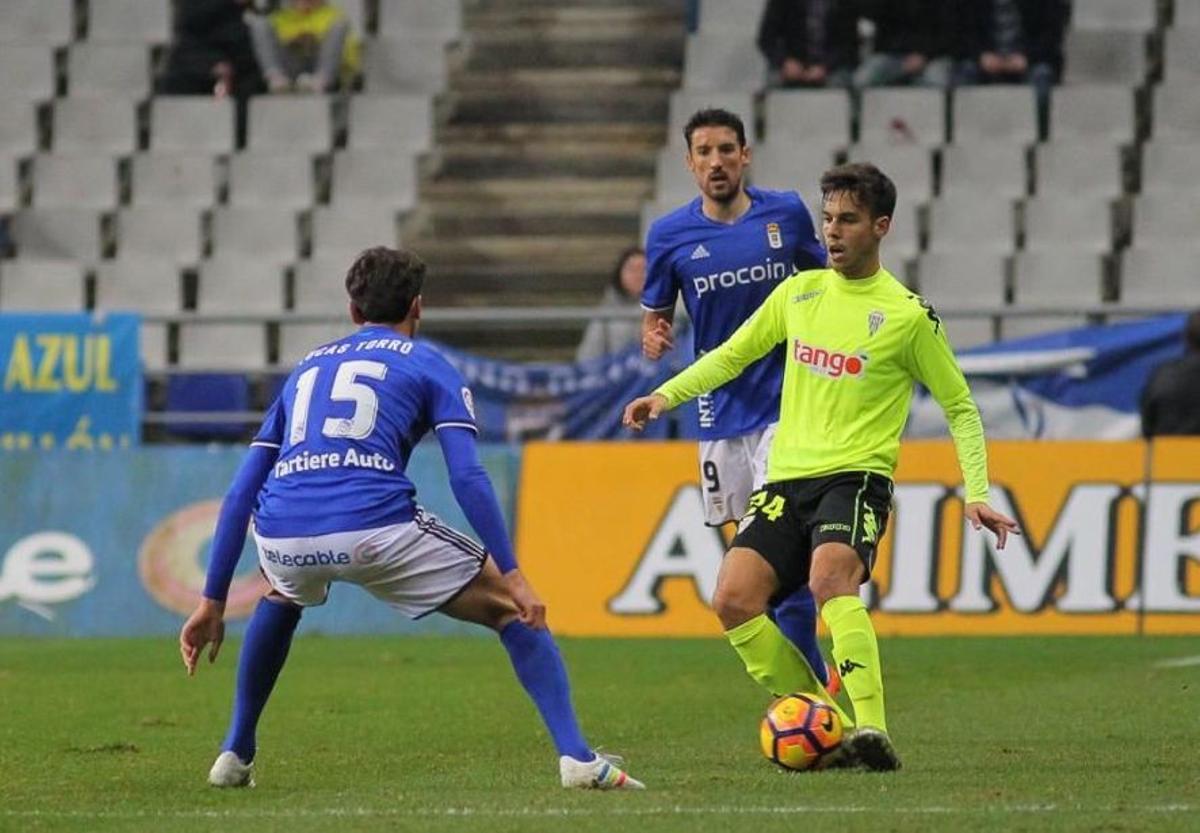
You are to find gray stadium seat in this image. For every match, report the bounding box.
[30,154,119,209]
[115,206,205,264]
[176,322,268,370]
[309,206,400,258]
[8,209,104,261]
[0,160,17,212]
[247,97,335,153]
[1178,0,1200,26]
[916,252,1007,347]
[860,89,946,147]
[748,144,839,194]
[939,143,1029,199]
[697,0,768,35]
[1049,85,1136,143]
[1011,251,1105,305]
[0,98,39,159]
[278,322,357,367]
[763,90,852,148]
[1153,85,1200,141]
[66,44,151,99]
[209,208,300,262]
[952,87,1038,146]
[377,0,462,39]
[140,322,169,372]
[926,197,1017,254]
[329,150,417,210]
[1034,142,1125,199]
[0,0,74,46]
[1130,194,1200,248]
[682,31,768,91]
[150,97,236,153]
[52,98,138,155]
[845,143,934,202]
[226,153,316,209]
[667,91,757,146]
[196,257,286,314]
[653,147,698,203]
[0,46,57,102]
[1021,196,1114,253]
[1062,30,1148,85]
[1119,249,1200,305]
[1070,0,1157,31]
[1163,27,1200,82]
[347,95,434,151]
[0,259,85,311]
[1140,140,1200,193]
[884,202,923,263]
[129,154,218,207]
[362,37,450,93]
[88,0,172,44]
[93,257,182,314]
[292,254,357,313]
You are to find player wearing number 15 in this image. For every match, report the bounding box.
[624,164,1020,771]
[179,247,642,791]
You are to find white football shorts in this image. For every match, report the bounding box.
[253,508,487,619]
[696,423,777,526]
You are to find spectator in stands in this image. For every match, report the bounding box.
[956,0,1069,110]
[575,247,646,362]
[1140,311,1200,438]
[157,0,265,99]
[852,0,957,89]
[756,0,858,89]
[247,0,360,94]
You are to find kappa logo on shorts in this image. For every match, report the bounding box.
[818,522,852,534]
[861,506,879,544]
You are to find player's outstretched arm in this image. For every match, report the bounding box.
[623,392,668,431]
[965,503,1021,550]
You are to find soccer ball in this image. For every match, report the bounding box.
[760,692,844,770]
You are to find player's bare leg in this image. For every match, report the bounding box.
[440,558,644,789]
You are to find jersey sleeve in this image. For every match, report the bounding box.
[642,220,678,312]
[791,193,828,270]
[251,396,286,449]
[655,276,790,409]
[904,301,990,504]
[424,352,478,433]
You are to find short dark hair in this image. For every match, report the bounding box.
[683,108,747,150]
[819,163,897,220]
[610,246,644,295]
[344,246,425,323]
[1187,310,1200,352]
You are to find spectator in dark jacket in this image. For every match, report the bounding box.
[852,0,957,88]
[957,0,1069,89]
[157,0,265,99]
[756,0,858,88]
[1140,311,1200,438]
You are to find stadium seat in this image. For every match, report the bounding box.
[0,160,17,212]
[1069,0,1158,31]
[1178,0,1200,26]
[845,143,934,202]
[0,46,57,102]
[150,97,237,153]
[93,257,182,314]
[682,31,768,91]
[939,143,1029,199]
[667,91,757,145]
[1119,249,1200,305]
[361,37,450,93]
[1152,85,1200,141]
[1062,31,1148,85]
[0,0,74,46]
[163,372,252,438]
[226,152,316,209]
[859,88,947,147]
[377,0,462,39]
[951,86,1038,146]
[1034,142,1125,199]
[883,203,923,263]
[115,206,205,264]
[278,322,356,367]
[1130,193,1200,248]
[89,0,171,44]
[176,323,268,370]
[1163,27,1200,82]
[140,322,169,372]
[916,252,1007,305]
[196,257,286,314]
[1021,196,1114,254]
[748,143,839,194]
[654,147,699,202]
[1011,251,1105,305]
[347,95,434,151]
[52,98,138,155]
[329,150,418,209]
[1049,85,1136,143]
[763,90,852,148]
[309,206,400,259]
[66,44,151,99]
[209,207,300,262]
[30,154,119,209]
[696,0,768,35]
[9,209,104,261]
[129,154,218,208]
[0,258,85,310]
[925,197,1017,254]
[247,97,335,153]
[1139,140,1200,192]
[292,254,357,313]
[0,98,39,159]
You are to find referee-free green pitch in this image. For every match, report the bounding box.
[1,635,1196,833]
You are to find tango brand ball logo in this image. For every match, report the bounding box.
[792,340,867,379]
[137,501,267,619]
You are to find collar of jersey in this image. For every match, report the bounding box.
[829,267,886,294]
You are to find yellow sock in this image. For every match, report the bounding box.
[821,594,887,732]
[725,613,852,727]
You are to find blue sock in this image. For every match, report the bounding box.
[772,586,829,686]
[499,621,593,762]
[222,598,302,762]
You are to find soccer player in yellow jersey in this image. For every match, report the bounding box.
[623,163,1020,771]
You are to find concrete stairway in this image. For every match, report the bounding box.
[405,0,686,359]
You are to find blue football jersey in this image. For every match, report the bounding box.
[251,325,476,538]
[643,187,826,440]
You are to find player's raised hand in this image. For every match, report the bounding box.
[623,393,668,432]
[179,598,226,676]
[642,318,674,359]
[965,502,1021,550]
[501,569,547,629]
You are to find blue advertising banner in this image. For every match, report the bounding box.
[0,444,519,637]
[0,312,142,451]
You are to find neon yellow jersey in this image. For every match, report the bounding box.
[655,267,990,503]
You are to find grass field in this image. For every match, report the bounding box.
[1,634,1197,833]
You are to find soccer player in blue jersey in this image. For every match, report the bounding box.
[179,247,643,791]
[641,108,839,699]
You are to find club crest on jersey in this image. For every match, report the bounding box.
[868,310,885,337]
[766,222,783,249]
[793,340,867,379]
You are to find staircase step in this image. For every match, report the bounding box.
[421,176,652,202]
[433,142,655,179]
[438,122,666,145]
[465,31,683,71]
[466,4,684,30]
[447,86,669,125]
[452,66,680,92]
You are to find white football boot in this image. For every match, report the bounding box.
[560,751,645,790]
[208,750,255,787]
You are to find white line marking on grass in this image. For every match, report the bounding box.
[1154,655,1200,668]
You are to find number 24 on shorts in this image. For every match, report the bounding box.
[746,490,786,522]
